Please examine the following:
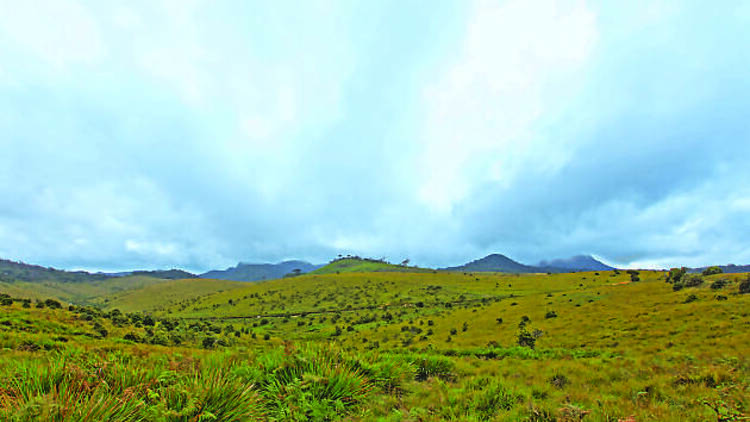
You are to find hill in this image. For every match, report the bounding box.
[443,253,542,273]
[0,258,112,283]
[117,269,197,279]
[310,257,428,274]
[200,260,321,281]
[538,254,615,271]
[97,278,247,312]
[689,264,750,274]
[0,275,178,306]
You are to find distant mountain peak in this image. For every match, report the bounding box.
[538,255,614,271]
[443,253,538,273]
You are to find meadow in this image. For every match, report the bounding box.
[0,261,747,421]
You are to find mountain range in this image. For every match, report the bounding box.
[538,255,615,271]
[200,260,323,282]
[8,253,749,284]
[443,253,614,273]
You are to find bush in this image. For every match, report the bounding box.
[739,277,750,294]
[123,332,141,342]
[666,267,687,283]
[675,274,704,291]
[702,266,723,276]
[44,299,62,309]
[518,327,543,349]
[710,279,729,290]
[92,321,108,338]
[550,373,569,389]
[544,311,557,319]
[202,336,217,349]
[684,294,698,304]
[684,274,704,287]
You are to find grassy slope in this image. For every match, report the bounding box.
[1,269,747,420]
[0,275,174,305]
[154,269,749,420]
[99,278,247,312]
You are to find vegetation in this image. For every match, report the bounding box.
[0,264,748,420]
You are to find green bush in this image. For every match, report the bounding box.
[739,277,750,294]
[710,279,729,290]
[702,266,723,276]
[666,267,687,283]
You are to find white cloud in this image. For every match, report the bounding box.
[0,0,105,68]
[417,0,597,212]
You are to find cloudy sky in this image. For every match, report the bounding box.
[1,1,749,272]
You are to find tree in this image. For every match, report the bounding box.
[666,267,687,284]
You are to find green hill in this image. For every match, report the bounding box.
[311,257,428,274]
[0,275,175,305]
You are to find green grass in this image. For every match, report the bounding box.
[1,269,748,420]
[97,278,248,313]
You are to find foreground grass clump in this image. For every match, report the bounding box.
[0,344,402,421]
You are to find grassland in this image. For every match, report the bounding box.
[0,275,175,306]
[0,265,748,421]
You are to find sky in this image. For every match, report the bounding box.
[1,0,749,272]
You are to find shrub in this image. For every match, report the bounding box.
[202,336,217,349]
[702,266,723,276]
[684,274,704,287]
[518,326,543,349]
[710,279,729,290]
[550,373,569,389]
[739,277,750,294]
[44,299,62,309]
[92,321,108,338]
[544,310,557,319]
[684,294,698,304]
[123,332,140,342]
[666,267,687,283]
